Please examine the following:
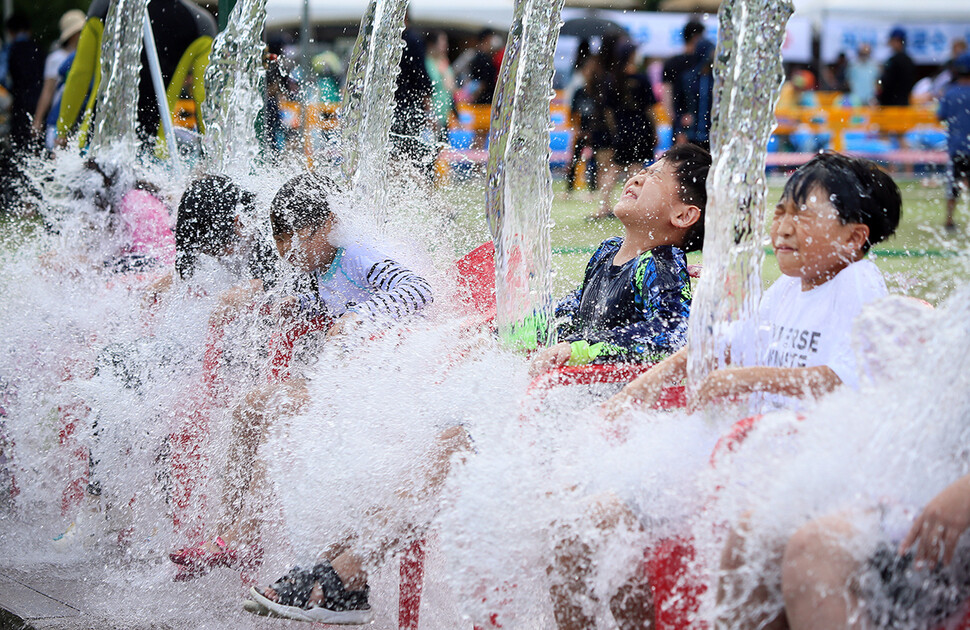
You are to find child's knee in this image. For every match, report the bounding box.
[242,380,308,416]
[782,514,859,592]
[587,493,639,532]
[435,425,470,456]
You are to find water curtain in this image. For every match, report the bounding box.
[88,0,150,153]
[485,0,564,349]
[340,0,410,228]
[202,0,268,173]
[686,0,793,399]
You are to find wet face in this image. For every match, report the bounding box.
[771,186,869,290]
[274,217,337,272]
[612,159,684,228]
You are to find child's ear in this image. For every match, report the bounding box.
[845,223,870,254]
[671,204,701,229]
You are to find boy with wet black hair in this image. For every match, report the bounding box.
[531,143,710,376]
[269,172,433,333]
[169,172,433,581]
[612,151,901,410]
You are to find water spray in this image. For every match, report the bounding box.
[485,0,564,349]
[686,0,793,405]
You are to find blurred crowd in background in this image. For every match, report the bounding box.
[0,3,968,192]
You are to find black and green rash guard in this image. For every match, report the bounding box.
[555,237,693,365]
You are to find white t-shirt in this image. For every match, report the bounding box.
[44,48,70,81]
[740,259,888,390]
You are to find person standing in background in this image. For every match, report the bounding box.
[1,13,44,151]
[566,51,600,197]
[663,20,706,148]
[425,30,456,148]
[608,45,657,184]
[877,27,916,106]
[467,29,498,106]
[682,48,714,151]
[32,10,84,152]
[391,14,433,176]
[847,43,880,106]
[939,53,970,231]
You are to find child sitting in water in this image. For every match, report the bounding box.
[777,472,970,630]
[145,174,281,303]
[239,145,711,626]
[551,152,903,630]
[268,172,433,335]
[169,171,433,581]
[530,143,710,376]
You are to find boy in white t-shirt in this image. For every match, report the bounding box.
[611,152,902,410]
[551,153,902,630]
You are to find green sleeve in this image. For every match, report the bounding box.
[156,35,213,154]
[57,18,103,139]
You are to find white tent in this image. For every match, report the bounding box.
[792,0,970,21]
[264,0,643,29]
[265,0,515,29]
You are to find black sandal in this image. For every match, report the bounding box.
[246,561,373,624]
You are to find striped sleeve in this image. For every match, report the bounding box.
[349,259,433,321]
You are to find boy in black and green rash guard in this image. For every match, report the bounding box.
[531,143,710,375]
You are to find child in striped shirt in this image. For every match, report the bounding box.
[169,172,432,581]
[270,172,433,334]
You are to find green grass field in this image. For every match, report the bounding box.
[4,174,967,307]
[448,176,970,307]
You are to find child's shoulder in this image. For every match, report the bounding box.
[833,258,887,298]
[633,245,689,294]
[340,238,392,266]
[594,237,624,253]
[586,237,623,265]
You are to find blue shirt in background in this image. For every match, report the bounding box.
[939,82,970,157]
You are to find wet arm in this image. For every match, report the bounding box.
[694,365,841,408]
[603,347,688,418]
[352,260,433,321]
[33,77,58,133]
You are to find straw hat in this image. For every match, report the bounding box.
[58,9,85,45]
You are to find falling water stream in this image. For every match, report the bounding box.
[340,0,411,228]
[685,0,793,401]
[201,0,269,173]
[88,0,149,153]
[485,0,564,346]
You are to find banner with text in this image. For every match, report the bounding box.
[558,9,813,64]
[820,19,970,64]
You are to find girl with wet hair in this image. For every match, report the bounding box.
[146,175,280,303]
